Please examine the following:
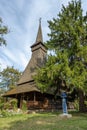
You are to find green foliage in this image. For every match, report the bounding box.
[22,100,27,111]
[0,110,12,117]
[0,66,22,90]
[74,99,79,111]
[10,99,17,110]
[84,100,87,106]
[4,101,11,110]
[35,53,69,94]
[0,98,17,111]
[0,17,9,46]
[0,97,4,110]
[35,0,87,94]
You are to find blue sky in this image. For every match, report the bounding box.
[0,0,87,72]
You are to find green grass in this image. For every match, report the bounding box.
[0,111,87,130]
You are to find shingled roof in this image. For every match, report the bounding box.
[4,82,40,96]
[4,19,47,96]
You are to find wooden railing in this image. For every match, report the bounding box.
[27,100,62,110]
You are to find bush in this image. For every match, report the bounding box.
[0,102,4,110]
[3,98,17,110]
[0,110,11,117]
[22,100,27,111]
[0,96,4,110]
[84,100,87,106]
[74,99,79,111]
[4,102,11,110]
[10,99,17,110]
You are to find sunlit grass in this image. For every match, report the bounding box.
[0,111,87,130]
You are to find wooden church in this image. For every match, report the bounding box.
[4,20,63,110]
[4,20,75,110]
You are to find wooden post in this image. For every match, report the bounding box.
[26,96,28,109]
[17,97,20,108]
[34,92,36,102]
[20,95,23,109]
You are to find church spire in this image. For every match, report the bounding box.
[35,18,43,43]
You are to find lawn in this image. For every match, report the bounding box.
[0,111,87,130]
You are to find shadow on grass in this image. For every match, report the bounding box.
[1,111,87,130]
[69,111,87,118]
[0,113,57,130]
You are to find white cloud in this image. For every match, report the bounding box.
[0,0,87,71]
[18,51,29,68]
[2,49,17,63]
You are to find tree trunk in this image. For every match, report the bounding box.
[79,89,86,112]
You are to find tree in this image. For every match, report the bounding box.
[35,0,87,112]
[0,66,22,90]
[0,17,8,46]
